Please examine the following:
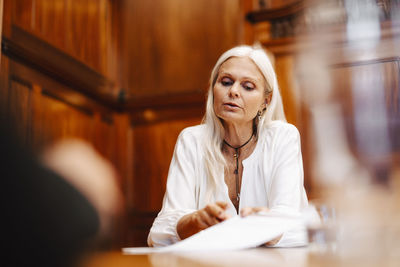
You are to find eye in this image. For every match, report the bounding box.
[220,77,233,86]
[242,81,255,91]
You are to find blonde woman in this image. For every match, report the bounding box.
[148,45,309,247]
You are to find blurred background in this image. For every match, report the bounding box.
[0,0,399,252]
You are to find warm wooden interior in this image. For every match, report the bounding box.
[1,0,399,248]
[0,0,250,247]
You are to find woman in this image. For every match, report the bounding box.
[148,45,309,247]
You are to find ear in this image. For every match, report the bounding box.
[265,92,272,107]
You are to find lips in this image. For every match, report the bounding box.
[224,102,241,108]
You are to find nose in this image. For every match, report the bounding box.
[228,82,240,98]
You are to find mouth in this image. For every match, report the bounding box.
[224,102,240,108]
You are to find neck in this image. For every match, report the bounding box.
[223,122,254,147]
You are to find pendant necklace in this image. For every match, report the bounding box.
[223,132,254,203]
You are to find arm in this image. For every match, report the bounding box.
[240,124,308,247]
[148,128,230,246]
[147,128,199,247]
[268,124,308,247]
[177,201,230,240]
[268,124,307,212]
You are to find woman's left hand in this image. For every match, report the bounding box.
[240,206,269,217]
[240,206,282,246]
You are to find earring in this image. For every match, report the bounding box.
[257,110,262,120]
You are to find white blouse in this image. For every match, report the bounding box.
[148,121,309,247]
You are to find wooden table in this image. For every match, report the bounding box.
[82,247,399,267]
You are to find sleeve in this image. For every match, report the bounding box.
[147,128,199,247]
[268,124,308,247]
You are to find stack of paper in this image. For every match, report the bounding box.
[123,212,303,254]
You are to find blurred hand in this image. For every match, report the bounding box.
[240,206,282,246]
[41,139,122,235]
[240,206,269,217]
[177,201,231,240]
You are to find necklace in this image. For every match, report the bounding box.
[223,132,254,203]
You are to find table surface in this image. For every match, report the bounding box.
[82,247,400,267]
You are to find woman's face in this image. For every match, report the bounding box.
[213,57,266,127]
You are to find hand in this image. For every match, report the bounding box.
[240,206,282,246]
[177,201,231,240]
[240,206,269,217]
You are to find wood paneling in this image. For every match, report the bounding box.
[1,0,250,247]
[120,0,242,99]
[0,57,9,115]
[8,77,32,146]
[131,117,202,212]
[2,26,117,108]
[12,0,113,76]
[274,54,298,125]
[127,117,202,246]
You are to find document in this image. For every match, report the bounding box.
[123,211,304,254]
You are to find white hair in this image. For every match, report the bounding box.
[201,45,286,201]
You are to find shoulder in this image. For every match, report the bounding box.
[178,124,206,140]
[258,121,301,153]
[174,125,205,159]
[176,125,206,148]
[263,120,300,140]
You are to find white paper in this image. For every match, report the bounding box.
[122,247,161,254]
[123,212,303,254]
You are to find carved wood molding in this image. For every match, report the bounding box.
[2,26,121,110]
[246,0,305,24]
[1,25,205,123]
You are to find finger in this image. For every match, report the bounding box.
[240,207,253,217]
[198,209,220,227]
[214,202,230,220]
[265,234,282,246]
[193,211,210,230]
[252,206,269,214]
[205,204,226,221]
[215,201,229,210]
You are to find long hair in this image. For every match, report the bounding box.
[201,45,286,201]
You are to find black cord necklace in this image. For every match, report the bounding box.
[223,132,254,203]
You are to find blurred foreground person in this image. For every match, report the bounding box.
[148,45,309,247]
[0,113,121,267]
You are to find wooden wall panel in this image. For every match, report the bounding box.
[121,0,242,99]
[127,117,202,246]
[12,0,113,76]
[274,54,298,125]
[0,57,9,115]
[13,0,33,29]
[7,78,32,145]
[32,91,95,148]
[34,0,67,49]
[130,117,202,212]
